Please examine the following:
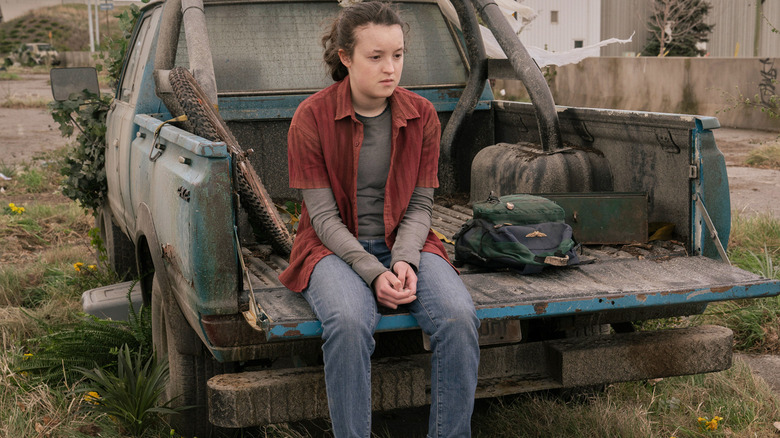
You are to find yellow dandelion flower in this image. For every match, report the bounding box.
[87,265,97,270]
[73,262,84,272]
[23,353,33,359]
[17,207,24,214]
[8,203,15,209]
[84,391,101,404]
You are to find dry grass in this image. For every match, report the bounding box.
[473,358,780,437]
[745,144,780,170]
[0,96,51,109]
[0,202,93,266]
[0,333,105,438]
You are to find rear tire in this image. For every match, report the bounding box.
[151,275,234,437]
[98,206,137,280]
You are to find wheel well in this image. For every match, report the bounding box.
[136,234,154,307]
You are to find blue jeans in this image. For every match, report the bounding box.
[303,240,480,438]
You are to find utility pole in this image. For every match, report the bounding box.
[753,0,764,57]
[87,0,94,52]
[94,0,100,48]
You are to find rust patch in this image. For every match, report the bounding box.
[268,329,302,340]
[710,286,732,294]
[661,289,694,296]
[161,243,176,263]
[534,302,548,314]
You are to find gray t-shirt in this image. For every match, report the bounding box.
[302,106,435,287]
[355,107,391,240]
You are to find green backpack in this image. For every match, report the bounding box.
[472,193,566,225]
[454,194,579,274]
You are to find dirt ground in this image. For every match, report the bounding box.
[1,74,67,166]
[2,73,778,217]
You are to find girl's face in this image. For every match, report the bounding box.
[339,23,404,113]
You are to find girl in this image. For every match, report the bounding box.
[279,3,480,436]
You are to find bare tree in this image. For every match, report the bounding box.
[643,0,714,57]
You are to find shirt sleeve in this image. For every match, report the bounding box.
[288,106,331,189]
[416,101,441,188]
[390,187,434,271]
[302,188,388,287]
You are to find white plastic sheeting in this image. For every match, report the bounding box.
[436,0,633,66]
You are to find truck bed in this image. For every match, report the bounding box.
[242,203,777,341]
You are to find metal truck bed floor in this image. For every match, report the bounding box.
[245,204,779,340]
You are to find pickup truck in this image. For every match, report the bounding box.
[54,0,780,435]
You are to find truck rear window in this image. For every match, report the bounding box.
[175,2,467,92]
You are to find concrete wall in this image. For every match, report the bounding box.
[495,57,780,131]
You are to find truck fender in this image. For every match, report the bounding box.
[134,202,170,301]
[135,201,203,357]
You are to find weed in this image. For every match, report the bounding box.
[0,96,50,109]
[51,91,112,214]
[18,168,47,193]
[473,358,779,437]
[745,144,780,170]
[74,345,186,437]
[0,201,92,266]
[699,296,780,353]
[16,298,151,385]
[728,211,780,273]
[0,72,20,80]
[0,161,17,178]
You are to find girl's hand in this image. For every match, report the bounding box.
[373,270,416,309]
[392,261,417,295]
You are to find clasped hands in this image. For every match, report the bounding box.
[372,261,417,309]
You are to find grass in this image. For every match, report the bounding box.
[728,211,780,279]
[745,144,780,170]
[0,96,50,109]
[0,72,21,80]
[473,359,780,437]
[0,160,17,178]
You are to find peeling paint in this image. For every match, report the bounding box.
[534,303,548,314]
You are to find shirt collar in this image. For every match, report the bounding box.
[334,76,421,124]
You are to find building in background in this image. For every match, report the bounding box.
[517,0,602,58]
[516,0,780,58]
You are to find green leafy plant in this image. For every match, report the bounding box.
[15,283,152,385]
[94,0,148,89]
[49,90,111,214]
[74,344,186,437]
[50,1,147,216]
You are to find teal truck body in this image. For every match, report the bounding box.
[87,0,780,434]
